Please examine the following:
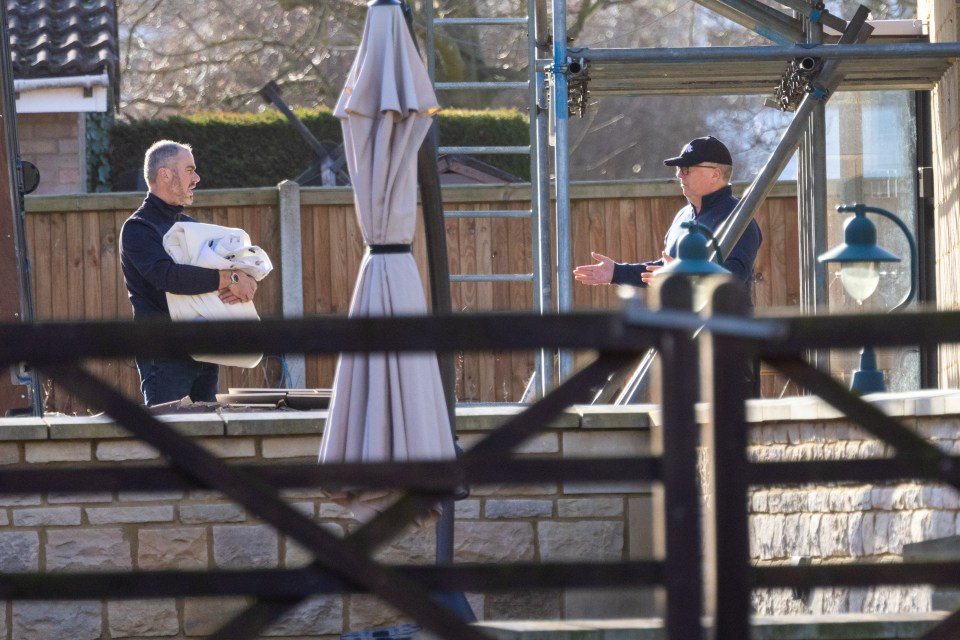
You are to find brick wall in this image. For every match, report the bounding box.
[0,406,658,639]
[14,112,85,196]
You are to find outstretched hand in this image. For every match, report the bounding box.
[573,252,615,285]
[640,252,674,284]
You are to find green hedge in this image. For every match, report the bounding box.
[107,108,530,190]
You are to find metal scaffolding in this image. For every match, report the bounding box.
[533,0,960,381]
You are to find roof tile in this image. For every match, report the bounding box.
[6,0,118,88]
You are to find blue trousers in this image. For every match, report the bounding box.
[135,357,220,406]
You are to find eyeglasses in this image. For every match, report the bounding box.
[677,164,721,176]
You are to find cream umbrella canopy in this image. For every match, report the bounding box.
[318,0,455,522]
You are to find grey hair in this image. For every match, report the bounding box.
[143,140,192,186]
[718,164,733,182]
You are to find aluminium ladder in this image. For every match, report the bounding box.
[422,0,555,398]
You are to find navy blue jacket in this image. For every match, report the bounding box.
[119,193,220,319]
[611,185,761,287]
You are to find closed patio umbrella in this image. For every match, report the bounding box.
[318,0,455,522]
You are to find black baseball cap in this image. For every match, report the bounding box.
[663,136,733,167]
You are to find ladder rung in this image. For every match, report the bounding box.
[450,274,534,283]
[445,210,532,219]
[434,17,528,26]
[435,81,528,91]
[439,146,530,155]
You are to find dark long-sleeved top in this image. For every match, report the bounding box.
[119,193,220,319]
[610,184,761,287]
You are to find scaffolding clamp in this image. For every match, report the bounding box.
[807,1,826,24]
[770,56,824,111]
[566,56,590,117]
[806,82,828,101]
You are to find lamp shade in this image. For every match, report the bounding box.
[656,225,730,278]
[818,210,902,304]
[817,214,901,265]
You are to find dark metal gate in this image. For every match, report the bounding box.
[0,275,959,639]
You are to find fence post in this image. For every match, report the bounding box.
[703,278,754,640]
[278,179,306,387]
[651,274,705,640]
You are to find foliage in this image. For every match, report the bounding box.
[86,110,115,192]
[107,108,530,190]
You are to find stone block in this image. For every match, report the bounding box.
[138,527,208,569]
[212,524,279,568]
[96,441,161,461]
[118,490,185,502]
[180,503,246,523]
[512,432,560,454]
[454,499,481,519]
[485,499,553,519]
[157,413,224,436]
[576,405,653,429]
[107,599,179,637]
[450,521,536,563]
[753,515,786,560]
[183,597,249,636]
[262,435,323,459]
[469,482,559,498]
[24,440,91,463]
[86,505,174,524]
[348,594,407,630]
[48,491,112,504]
[0,418,45,442]
[225,410,325,435]
[819,513,850,558]
[538,521,623,562]
[197,437,257,458]
[319,501,355,519]
[45,415,125,439]
[12,506,82,526]
[558,497,624,518]
[263,595,344,636]
[0,442,21,463]
[0,531,39,572]
[11,601,101,640]
[46,528,132,571]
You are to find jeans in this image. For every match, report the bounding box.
[136,357,220,406]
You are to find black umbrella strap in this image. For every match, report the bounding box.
[368,244,412,254]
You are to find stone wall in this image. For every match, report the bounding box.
[4,392,960,638]
[922,0,960,386]
[744,391,960,616]
[0,405,658,639]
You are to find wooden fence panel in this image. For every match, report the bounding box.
[18,183,798,414]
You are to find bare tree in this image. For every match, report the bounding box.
[116,0,915,180]
[118,0,368,117]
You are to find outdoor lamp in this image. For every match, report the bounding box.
[817,203,918,393]
[656,221,731,279]
[655,221,730,310]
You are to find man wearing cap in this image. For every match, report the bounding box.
[573,135,761,288]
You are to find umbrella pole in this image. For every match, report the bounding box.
[401,1,477,623]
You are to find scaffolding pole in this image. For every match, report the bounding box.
[714,5,874,259]
[692,0,803,44]
[564,41,960,64]
[551,0,575,379]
